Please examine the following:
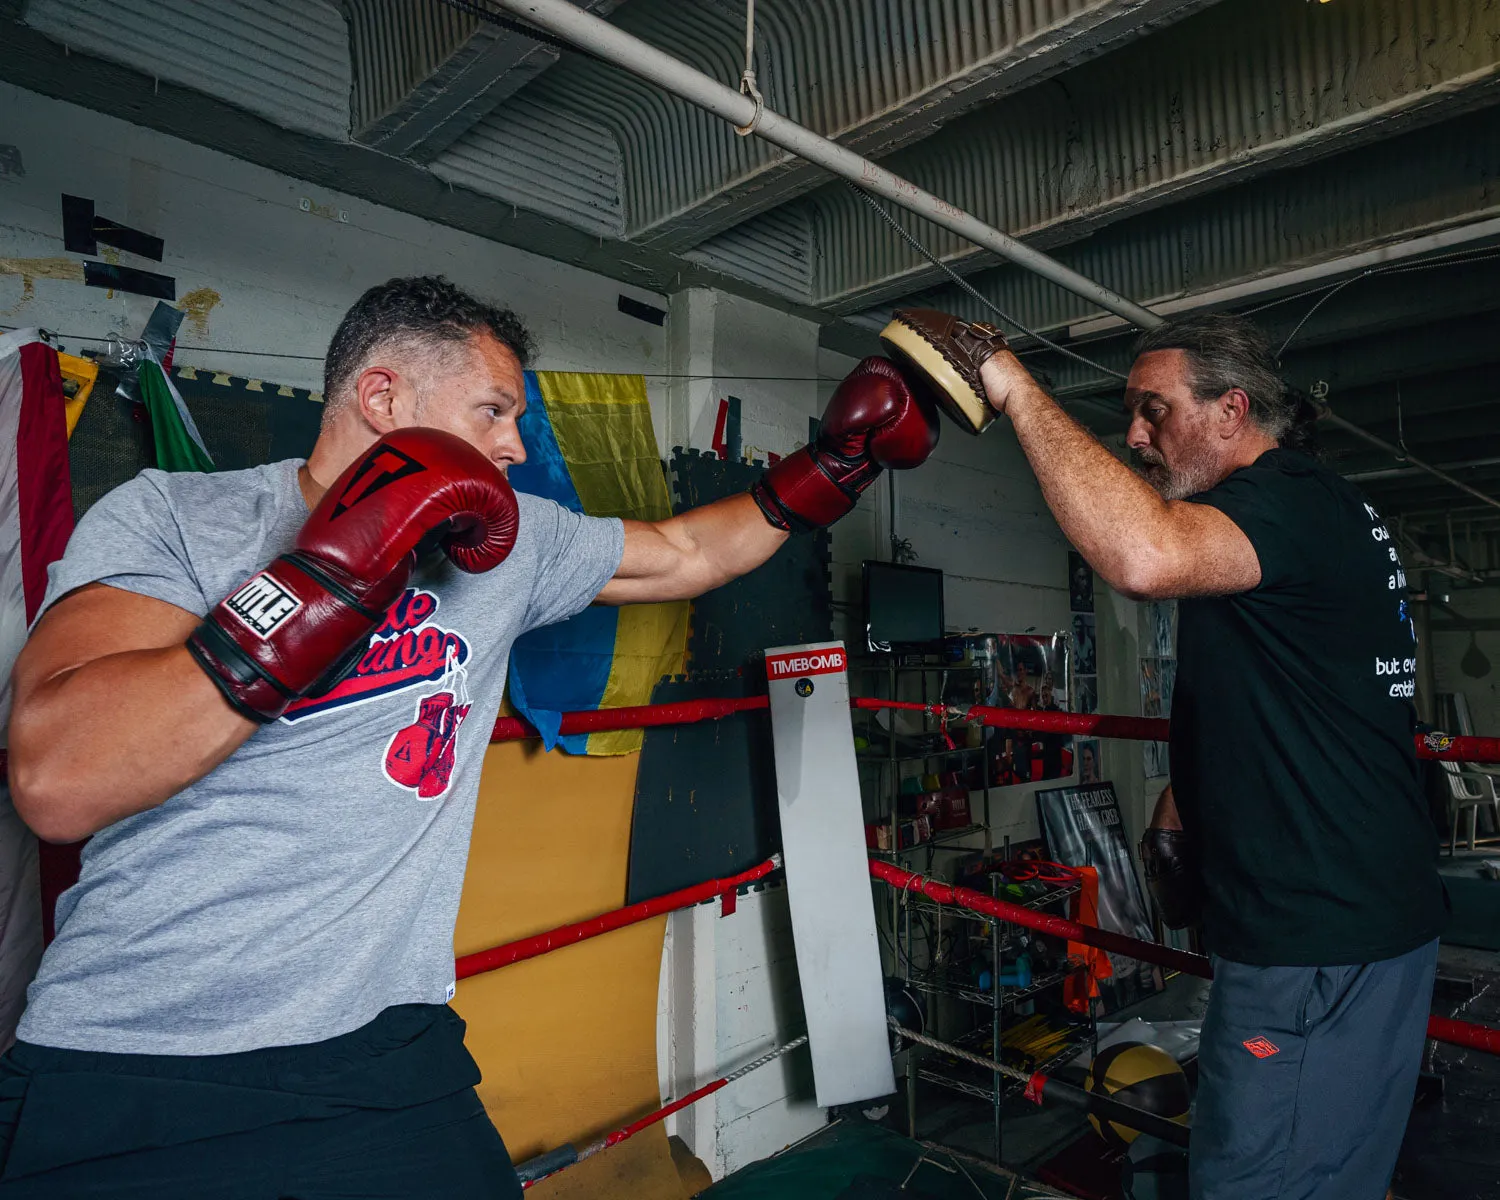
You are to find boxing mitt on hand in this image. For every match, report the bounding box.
[751,355,939,532]
[879,308,1009,436]
[187,429,520,723]
[1139,827,1203,931]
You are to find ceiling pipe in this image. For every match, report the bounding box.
[472,0,1500,518]
[475,0,1162,330]
[1346,454,1500,484]
[1320,409,1500,515]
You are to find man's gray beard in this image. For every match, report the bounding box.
[1133,448,1222,501]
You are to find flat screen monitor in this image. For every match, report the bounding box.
[863,561,944,650]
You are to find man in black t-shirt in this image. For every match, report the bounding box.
[882,309,1443,1200]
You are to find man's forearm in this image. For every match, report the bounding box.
[604,493,790,605]
[1151,784,1181,830]
[9,648,255,841]
[674,492,790,592]
[1003,379,1175,596]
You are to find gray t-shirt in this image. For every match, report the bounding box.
[19,459,624,1055]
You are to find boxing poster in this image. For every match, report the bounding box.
[1067,552,1098,784]
[1141,601,1178,779]
[1035,781,1165,1012]
[944,632,1074,786]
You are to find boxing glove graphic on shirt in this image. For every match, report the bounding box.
[385,693,454,789]
[383,646,473,801]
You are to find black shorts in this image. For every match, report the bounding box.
[0,1005,523,1200]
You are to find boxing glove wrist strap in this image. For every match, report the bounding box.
[186,621,296,724]
[752,446,880,532]
[186,552,393,724]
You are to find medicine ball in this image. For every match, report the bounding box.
[884,978,925,1054]
[1086,1041,1190,1149]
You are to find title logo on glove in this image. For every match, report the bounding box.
[224,571,302,638]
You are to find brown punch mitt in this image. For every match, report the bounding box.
[1139,827,1204,931]
[878,308,1009,436]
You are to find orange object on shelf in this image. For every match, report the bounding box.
[1063,866,1113,1013]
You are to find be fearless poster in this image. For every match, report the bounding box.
[1035,781,1165,1011]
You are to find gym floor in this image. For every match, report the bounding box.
[898,938,1500,1199]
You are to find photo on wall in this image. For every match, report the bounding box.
[1068,551,1094,614]
[946,633,1076,787]
[1139,602,1177,780]
[1140,660,1164,717]
[1149,600,1177,658]
[1073,675,1097,716]
[1071,612,1097,674]
[1075,738,1103,784]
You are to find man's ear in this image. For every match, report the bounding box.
[355,365,401,434]
[1219,387,1252,439]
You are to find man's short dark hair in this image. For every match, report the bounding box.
[1132,313,1294,441]
[323,276,536,407]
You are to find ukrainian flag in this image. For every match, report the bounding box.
[506,370,688,756]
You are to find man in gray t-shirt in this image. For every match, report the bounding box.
[2,276,942,1198]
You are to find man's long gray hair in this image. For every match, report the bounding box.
[1132,313,1294,440]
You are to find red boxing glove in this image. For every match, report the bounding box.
[385,693,454,788]
[751,356,939,531]
[188,429,520,723]
[419,700,471,799]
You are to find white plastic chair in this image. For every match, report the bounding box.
[1441,760,1500,855]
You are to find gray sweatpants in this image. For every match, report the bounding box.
[1191,939,1438,1200]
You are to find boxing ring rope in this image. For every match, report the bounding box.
[455,852,1498,1058]
[513,1035,810,1188]
[868,861,1500,1059]
[467,849,1500,1185]
[867,860,1212,979]
[454,855,780,978]
[887,1019,1191,1149]
[490,697,1500,763]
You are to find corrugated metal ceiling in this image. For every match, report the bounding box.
[22,0,351,141]
[11,0,1500,377]
[431,98,625,238]
[512,0,1211,243]
[887,106,1500,393]
[790,0,1500,309]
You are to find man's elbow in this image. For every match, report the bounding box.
[9,754,95,844]
[1104,549,1178,603]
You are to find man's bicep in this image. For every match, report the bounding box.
[1160,501,1262,597]
[520,502,628,626]
[595,520,680,605]
[15,584,201,691]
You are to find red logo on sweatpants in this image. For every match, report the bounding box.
[1243,1037,1280,1058]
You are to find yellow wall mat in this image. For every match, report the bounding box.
[453,740,692,1199]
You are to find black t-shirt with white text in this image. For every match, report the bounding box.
[1171,448,1445,965]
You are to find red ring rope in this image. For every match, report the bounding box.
[454,856,1500,1055]
[489,695,1500,762]
[868,859,1499,1056]
[868,858,1213,979]
[452,855,1500,1057]
[454,855,778,979]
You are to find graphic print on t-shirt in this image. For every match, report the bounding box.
[282,587,471,722]
[383,646,473,801]
[1363,502,1417,700]
[279,587,477,801]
